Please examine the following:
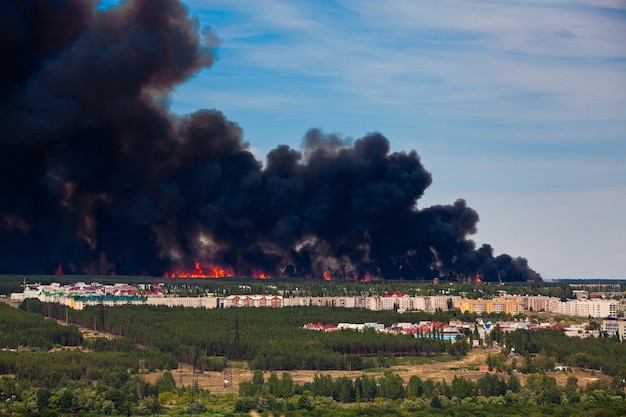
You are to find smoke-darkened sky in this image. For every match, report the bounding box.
[2,0,624,280]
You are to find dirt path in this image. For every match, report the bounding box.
[64,319,603,394]
[5,299,605,393]
[141,346,603,394]
[144,347,498,394]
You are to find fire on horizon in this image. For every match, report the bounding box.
[0,0,541,283]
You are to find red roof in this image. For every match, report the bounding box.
[303,323,338,331]
[385,291,406,297]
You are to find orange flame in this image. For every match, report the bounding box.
[165,262,234,278]
[320,271,376,282]
[252,270,272,279]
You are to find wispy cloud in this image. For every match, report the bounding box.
[171,0,626,278]
[179,1,625,139]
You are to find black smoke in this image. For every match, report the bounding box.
[0,0,541,282]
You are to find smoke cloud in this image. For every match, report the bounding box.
[0,0,540,282]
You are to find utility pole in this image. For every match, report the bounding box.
[98,303,106,331]
[190,346,200,417]
[234,310,241,359]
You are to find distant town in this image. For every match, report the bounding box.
[10,280,626,343]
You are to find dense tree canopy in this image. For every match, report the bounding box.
[22,300,467,371]
[0,298,625,416]
[506,329,626,377]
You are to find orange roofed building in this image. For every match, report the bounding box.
[458,297,524,315]
[223,294,283,308]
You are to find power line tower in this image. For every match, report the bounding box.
[98,303,106,331]
[222,310,240,389]
[190,346,201,417]
[223,367,232,389]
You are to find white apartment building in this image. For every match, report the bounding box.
[553,299,618,318]
[602,319,626,340]
[430,296,461,311]
[525,296,560,312]
[222,294,283,308]
[146,296,218,309]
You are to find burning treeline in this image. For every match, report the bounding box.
[0,0,540,282]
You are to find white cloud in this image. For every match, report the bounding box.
[172,0,626,279]
[190,1,625,130]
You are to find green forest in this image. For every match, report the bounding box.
[20,299,469,370]
[0,281,625,415]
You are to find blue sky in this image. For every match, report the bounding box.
[104,0,626,279]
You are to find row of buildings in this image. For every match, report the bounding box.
[303,320,467,341]
[9,283,621,319]
[10,282,158,310]
[303,318,626,344]
[457,296,619,319]
[302,319,566,345]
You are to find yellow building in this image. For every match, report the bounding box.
[458,297,524,315]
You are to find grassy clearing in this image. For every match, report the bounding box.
[395,355,457,366]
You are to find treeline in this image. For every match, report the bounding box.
[247,330,468,370]
[22,300,468,370]
[0,348,177,391]
[503,328,626,377]
[0,368,184,416]
[0,303,82,350]
[234,369,626,414]
[0,304,176,392]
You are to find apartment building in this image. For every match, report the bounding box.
[553,299,618,318]
[525,296,560,312]
[222,294,283,308]
[458,297,524,315]
[146,296,218,309]
[602,319,626,340]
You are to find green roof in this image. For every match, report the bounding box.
[72,295,146,302]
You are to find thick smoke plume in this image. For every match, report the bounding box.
[0,0,541,282]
